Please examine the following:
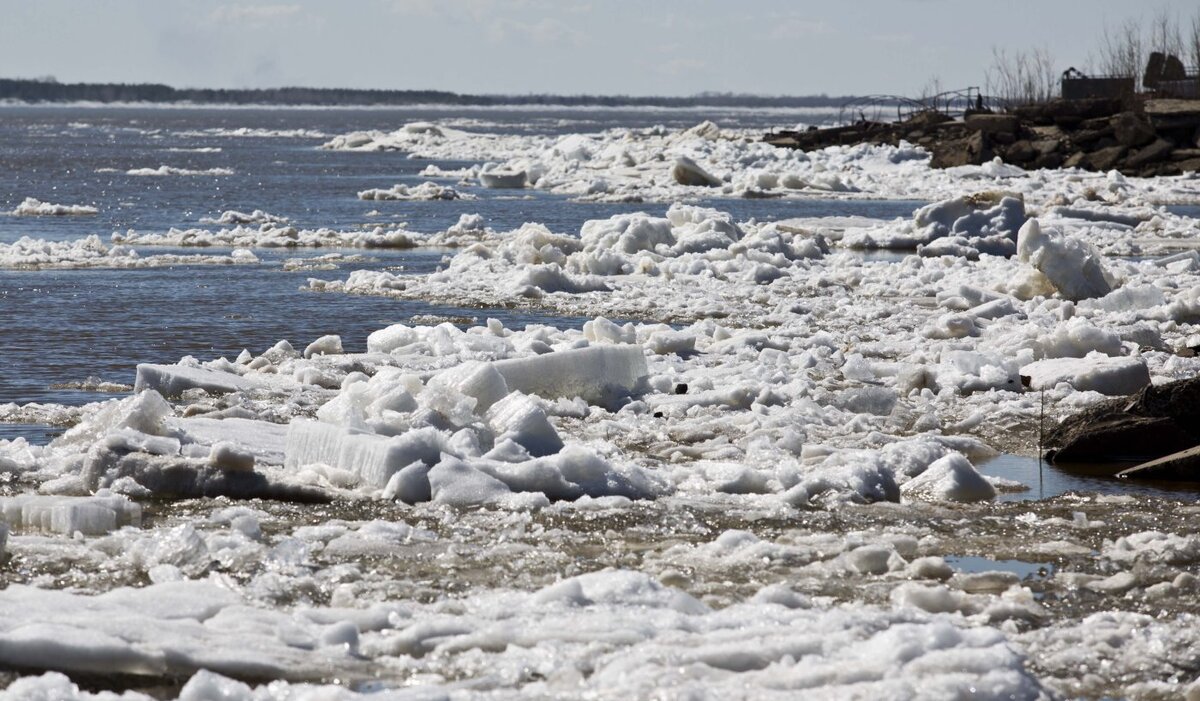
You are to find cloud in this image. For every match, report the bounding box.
[658,58,707,76]
[487,17,586,46]
[769,17,833,40]
[210,4,302,24]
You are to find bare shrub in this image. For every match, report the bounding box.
[986,46,1057,107]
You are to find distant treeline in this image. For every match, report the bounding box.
[0,78,866,108]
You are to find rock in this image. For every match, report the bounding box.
[930,131,992,168]
[965,113,1019,134]
[1126,138,1175,168]
[1063,151,1087,169]
[1032,152,1064,169]
[671,156,722,187]
[1086,145,1126,171]
[1047,375,1200,463]
[1002,140,1036,164]
[1118,445,1200,482]
[1072,128,1110,146]
[1032,139,1062,155]
[1171,148,1200,161]
[1111,112,1157,147]
[903,110,953,129]
[1177,157,1200,173]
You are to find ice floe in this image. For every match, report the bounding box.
[9,197,98,216]
[0,235,259,269]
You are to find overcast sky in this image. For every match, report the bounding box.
[1,0,1196,96]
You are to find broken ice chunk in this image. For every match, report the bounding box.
[491,345,647,405]
[135,364,260,397]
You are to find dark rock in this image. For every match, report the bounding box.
[1002,140,1036,164]
[1171,148,1200,160]
[1126,138,1175,168]
[1063,151,1087,169]
[1110,112,1157,147]
[1032,152,1064,169]
[930,131,991,168]
[902,110,953,129]
[1176,157,1200,173]
[1086,145,1126,170]
[1013,98,1123,127]
[965,113,1019,134]
[1047,375,1200,463]
[1032,139,1061,155]
[1071,128,1110,146]
[992,131,1016,146]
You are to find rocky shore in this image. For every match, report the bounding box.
[766,98,1200,177]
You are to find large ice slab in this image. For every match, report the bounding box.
[0,581,374,681]
[284,420,448,488]
[168,417,289,465]
[1019,354,1151,396]
[491,345,647,404]
[135,364,261,397]
[0,494,142,535]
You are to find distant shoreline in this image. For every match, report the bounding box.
[0,78,872,110]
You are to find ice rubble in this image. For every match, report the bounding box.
[197,209,288,225]
[0,571,1048,700]
[9,197,97,216]
[112,225,418,249]
[5,117,1200,699]
[0,235,259,270]
[124,166,234,176]
[320,119,1194,205]
[356,181,473,201]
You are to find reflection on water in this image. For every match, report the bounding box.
[979,453,1200,502]
[945,555,1056,581]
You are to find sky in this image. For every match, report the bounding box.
[1,0,1196,97]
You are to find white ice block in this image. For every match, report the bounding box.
[486,393,563,457]
[491,345,647,404]
[0,494,142,535]
[428,361,510,413]
[135,363,260,397]
[1019,354,1150,396]
[169,417,289,466]
[284,420,447,488]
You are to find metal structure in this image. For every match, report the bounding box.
[837,87,1000,124]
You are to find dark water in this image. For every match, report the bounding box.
[978,453,1200,502]
[0,105,918,417]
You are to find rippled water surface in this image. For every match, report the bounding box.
[0,105,922,415]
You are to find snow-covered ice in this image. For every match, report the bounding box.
[3,114,1200,699]
[10,197,98,216]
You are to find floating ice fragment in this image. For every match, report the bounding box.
[1019,353,1150,395]
[900,453,996,502]
[1016,218,1115,301]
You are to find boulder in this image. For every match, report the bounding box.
[1177,157,1200,173]
[1046,375,1200,463]
[1126,138,1175,168]
[1086,145,1126,171]
[1111,112,1157,147]
[1002,140,1036,164]
[965,113,1019,134]
[930,131,992,168]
